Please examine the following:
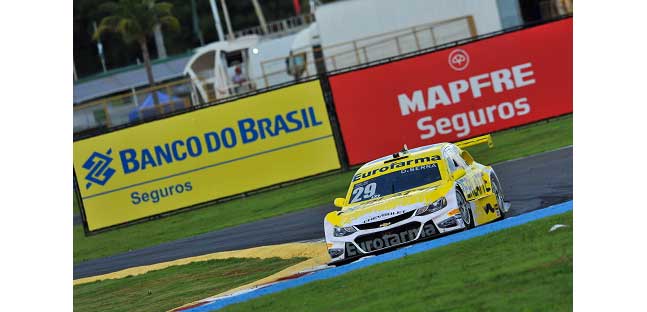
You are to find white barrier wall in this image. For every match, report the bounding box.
[315,0,503,47]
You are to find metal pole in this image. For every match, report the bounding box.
[395,36,401,54]
[309,0,317,13]
[251,0,269,35]
[131,87,138,107]
[220,0,235,40]
[153,24,167,59]
[352,41,360,65]
[93,21,107,72]
[209,0,225,41]
[73,61,78,81]
[191,0,205,45]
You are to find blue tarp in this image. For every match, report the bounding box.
[128,91,183,122]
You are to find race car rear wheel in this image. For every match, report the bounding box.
[491,174,506,219]
[457,190,474,229]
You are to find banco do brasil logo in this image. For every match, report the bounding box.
[82,148,116,189]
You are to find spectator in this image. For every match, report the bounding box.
[232,66,247,94]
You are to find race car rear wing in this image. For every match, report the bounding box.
[455,134,494,149]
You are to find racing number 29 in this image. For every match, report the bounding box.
[351,182,377,203]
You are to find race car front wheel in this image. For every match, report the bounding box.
[457,190,474,229]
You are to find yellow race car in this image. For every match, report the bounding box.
[324,142,508,263]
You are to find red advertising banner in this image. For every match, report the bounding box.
[330,18,572,165]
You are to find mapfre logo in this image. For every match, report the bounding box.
[82,148,116,189]
[448,49,469,71]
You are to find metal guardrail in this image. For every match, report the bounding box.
[326,14,572,77]
[233,13,315,38]
[259,16,476,88]
[73,78,195,135]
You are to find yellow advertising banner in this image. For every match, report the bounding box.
[74,80,341,231]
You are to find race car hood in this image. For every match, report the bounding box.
[326,182,453,227]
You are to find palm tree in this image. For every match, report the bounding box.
[93,0,180,105]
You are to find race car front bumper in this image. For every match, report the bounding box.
[325,189,467,263]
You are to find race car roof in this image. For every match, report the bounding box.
[358,143,447,172]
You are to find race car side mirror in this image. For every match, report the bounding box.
[333,198,345,208]
[461,150,474,165]
[452,168,466,181]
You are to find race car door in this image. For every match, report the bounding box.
[444,145,489,223]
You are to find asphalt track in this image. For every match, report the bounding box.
[73,146,572,279]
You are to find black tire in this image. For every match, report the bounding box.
[491,174,506,220]
[456,190,474,229]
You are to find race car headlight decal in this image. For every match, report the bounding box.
[415,197,447,216]
[333,226,357,237]
[328,248,344,258]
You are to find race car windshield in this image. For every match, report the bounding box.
[349,163,442,204]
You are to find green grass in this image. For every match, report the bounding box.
[222,212,573,312]
[74,114,572,264]
[73,257,305,312]
[463,114,572,165]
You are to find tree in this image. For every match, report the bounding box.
[93,0,180,104]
